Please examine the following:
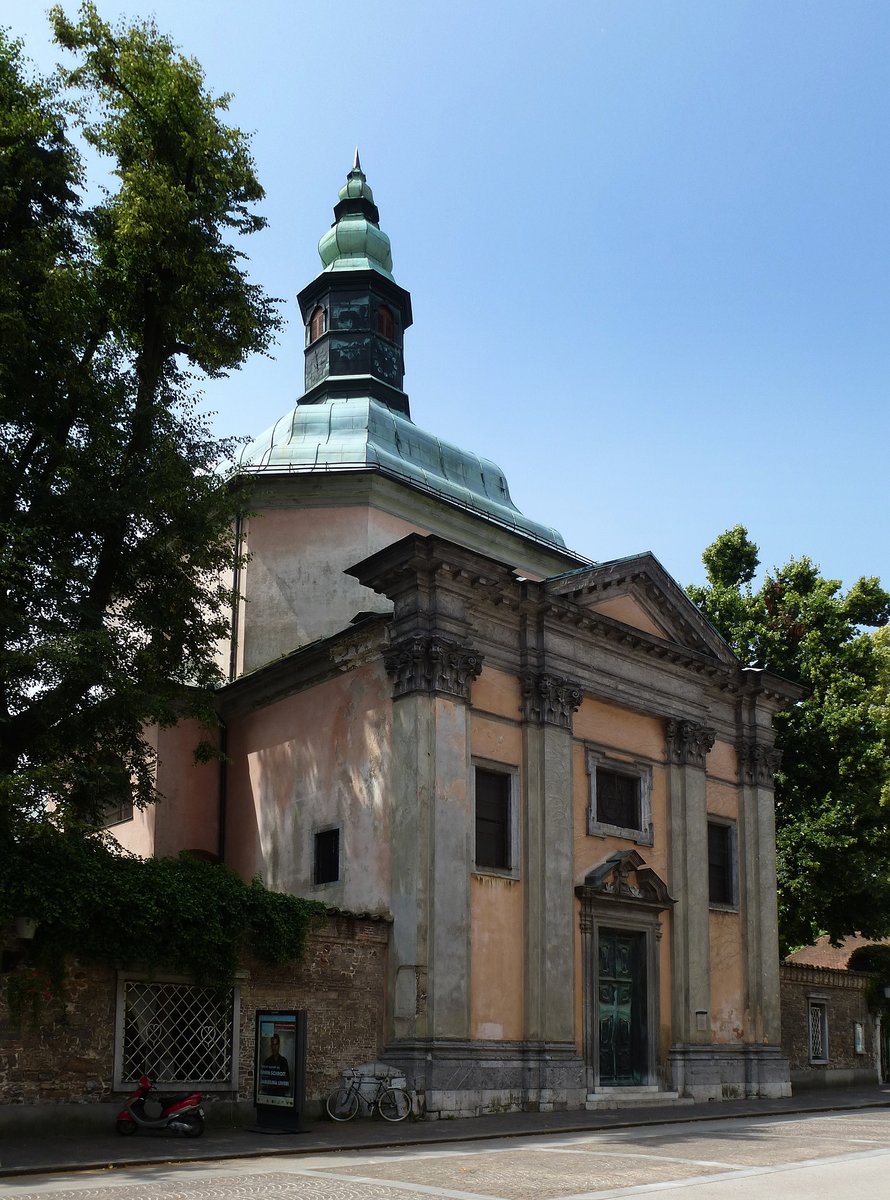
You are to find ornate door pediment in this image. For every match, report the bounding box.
[575,849,674,917]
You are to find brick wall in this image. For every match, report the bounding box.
[237,911,390,1102]
[0,912,389,1113]
[780,961,877,1087]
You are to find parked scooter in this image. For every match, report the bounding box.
[115,1074,205,1137]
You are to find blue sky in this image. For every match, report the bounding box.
[7,0,889,591]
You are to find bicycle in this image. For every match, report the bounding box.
[325,1070,412,1122]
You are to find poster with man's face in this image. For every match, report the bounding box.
[255,1013,296,1107]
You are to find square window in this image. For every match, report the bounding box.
[313,827,340,885]
[586,750,652,844]
[474,767,513,872]
[707,821,736,907]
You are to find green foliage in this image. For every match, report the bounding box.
[4,967,54,1028]
[0,5,280,830]
[0,826,326,985]
[847,943,890,1017]
[688,527,890,952]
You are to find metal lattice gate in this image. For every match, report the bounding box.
[118,979,237,1087]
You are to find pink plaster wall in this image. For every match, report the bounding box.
[468,706,524,1040]
[471,667,522,722]
[708,739,738,783]
[573,699,666,763]
[710,910,745,1042]
[240,505,414,671]
[225,662,393,914]
[110,721,219,861]
[585,595,666,639]
[470,874,524,1041]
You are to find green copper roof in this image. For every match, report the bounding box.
[239,397,566,548]
[317,151,394,279]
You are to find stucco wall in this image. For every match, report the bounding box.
[225,661,393,915]
[239,504,415,672]
[110,720,221,861]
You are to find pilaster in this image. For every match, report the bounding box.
[386,634,482,1042]
[738,738,783,1044]
[522,672,582,1044]
[665,717,715,1045]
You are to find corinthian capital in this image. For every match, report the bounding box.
[665,718,716,767]
[739,740,782,788]
[521,672,583,730]
[384,635,483,701]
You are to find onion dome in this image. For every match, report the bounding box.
[317,150,394,279]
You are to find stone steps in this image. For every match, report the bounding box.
[585,1087,694,1111]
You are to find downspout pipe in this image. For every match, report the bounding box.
[219,512,242,864]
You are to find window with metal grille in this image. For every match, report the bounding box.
[707,821,735,906]
[809,999,828,1063]
[313,827,340,885]
[475,768,511,871]
[115,977,238,1090]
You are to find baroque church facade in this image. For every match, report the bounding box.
[118,158,799,1114]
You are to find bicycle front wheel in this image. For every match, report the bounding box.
[326,1086,359,1121]
[378,1087,411,1122]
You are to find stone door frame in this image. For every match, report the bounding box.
[576,850,674,1094]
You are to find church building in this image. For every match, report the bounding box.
[117,158,799,1115]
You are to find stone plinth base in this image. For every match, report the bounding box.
[382,1039,586,1118]
[669,1044,791,1101]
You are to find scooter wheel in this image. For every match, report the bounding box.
[116,1119,137,1136]
[180,1112,204,1138]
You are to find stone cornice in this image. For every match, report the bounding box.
[217,615,390,718]
[665,718,717,767]
[547,554,738,664]
[384,634,483,701]
[519,588,741,692]
[738,740,783,789]
[521,672,583,729]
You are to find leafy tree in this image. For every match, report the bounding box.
[0,5,280,832]
[688,526,890,952]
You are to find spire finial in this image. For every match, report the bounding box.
[353,146,362,173]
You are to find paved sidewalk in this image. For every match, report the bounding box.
[1,1084,889,1179]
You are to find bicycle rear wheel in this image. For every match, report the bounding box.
[326,1086,359,1121]
[378,1087,411,1122]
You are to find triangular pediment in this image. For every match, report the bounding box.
[576,849,674,909]
[547,552,737,665]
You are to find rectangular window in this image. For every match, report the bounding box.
[586,749,652,844]
[597,768,640,830]
[707,821,736,907]
[474,767,512,871]
[313,827,340,885]
[809,999,829,1063]
[114,976,239,1090]
[102,796,134,827]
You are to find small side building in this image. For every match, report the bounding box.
[782,936,886,1088]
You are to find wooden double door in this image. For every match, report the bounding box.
[597,928,647,1086]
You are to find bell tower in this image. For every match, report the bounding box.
[296,152,413,417]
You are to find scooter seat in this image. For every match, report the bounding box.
[156,1092,197,1104]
